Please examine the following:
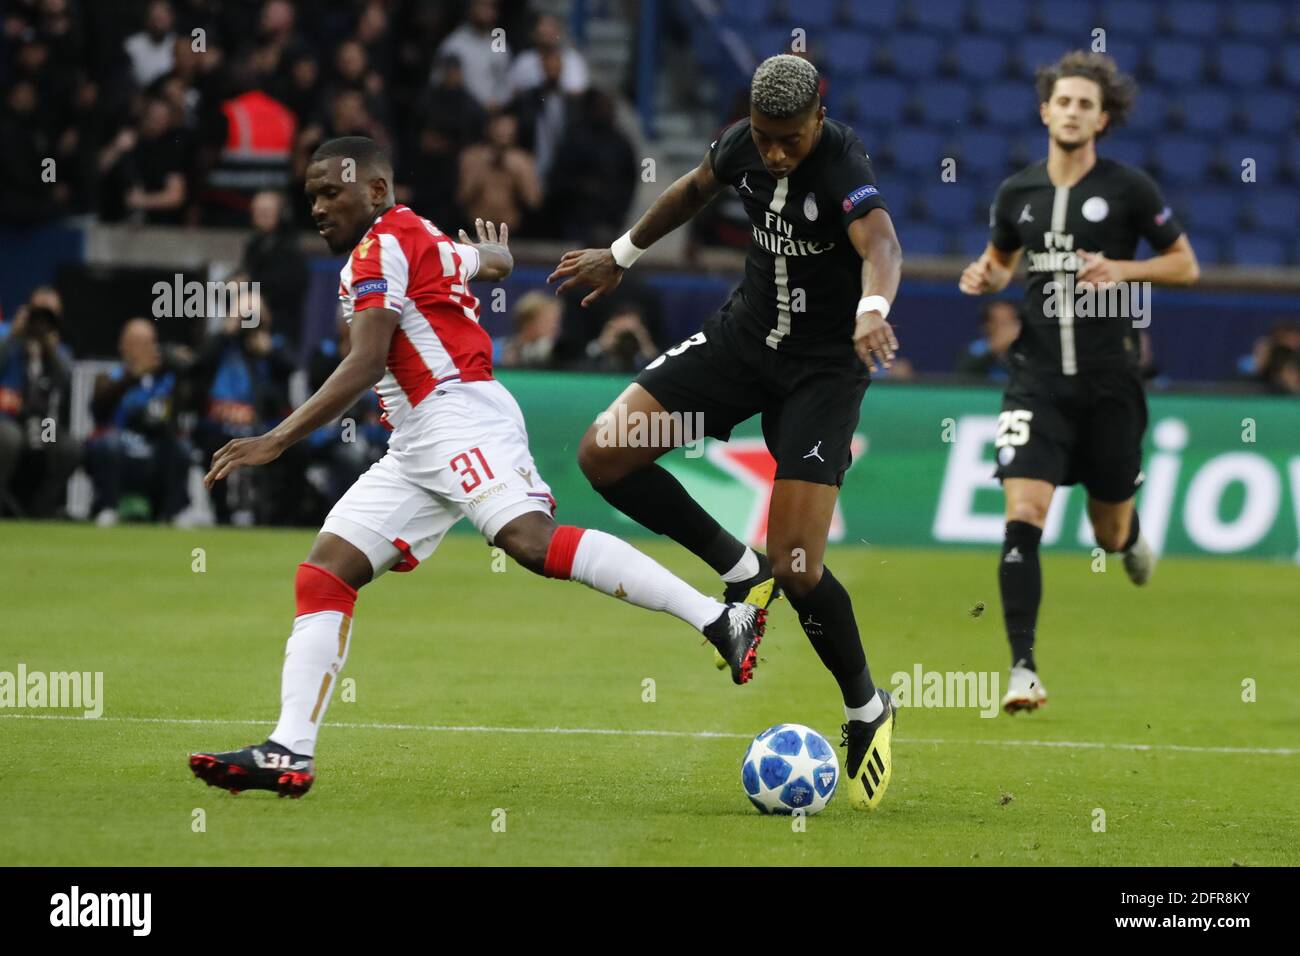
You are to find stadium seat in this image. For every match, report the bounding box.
[753,27,794,57]
[1099,40,1142,76]
[843,0,901,30]
[979,80,1039,129]
[961,224,993,257]
[1213,42,1273,88]
[895,222,947,255]
[1127,87,1171,132]
[1243,188,1300,236]
[917,79,974,126]
[1177,187,1241,234]
[1100,133,1148,168]
[1172,88,1231,134]
[1280,44,1300,88]
[1227,235,1286,266]
[1151,135,1215,183]
[953,129,1011,177]
[950,35,1007,80]
[851,77,908,126]
[1148,39,1205,85]
[1166,0,1222,38]
[878,182,910,218]
[722,0,775,24]
[1014,36,1071,76]
[887,33,943,77]
[969,0,1027,35]
[886,126,946,173]
[922,182,977,225]
[1232,136,1283,181]
[1098,0,1157,35]
[1284,135,1300,181]
[907,0,966,33]
[1241,90,1296,134]
[1225,1,1290,40]
[781,0,834,28]
[1031,0,1093,38]
[1187,234,1223,264]
[825,30,872,77]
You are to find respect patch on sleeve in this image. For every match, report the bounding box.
[842,184,880,212]
[354,278,388,297]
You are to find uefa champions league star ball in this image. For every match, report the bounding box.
[741,723,839,814]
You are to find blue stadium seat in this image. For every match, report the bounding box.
[1149,40,1205,85]
[1187,234,1222,264]
[1227,235,1286,266]
[1241,90,1295,134]
[1232,136,1283,181]
[1151,135,1214,183]
[784,0,834,28]
[895,222,948,255]
[1178,188,1240,234]
[825,30,873,76]
[851,77,908,126]
[961,224,994,257]
[1281,44,1300,88]
[1099,40,1142,76]
[1127,87,1170,132]
[954,130,1011,176]
[887,33,943,77]
[951,35,1007,80]
[1284,135,1300,181]
[1174,88,1231,133]
[722,0,774,23]
[753,27,794,57]
[918,79,973,126]
[887,126,946,173]
[969,0,1027,35]
[878,182,910,217]
[908,0,966,33]
[1244,188,1300,236]
[1214,42,1273,88]
[980,80,1039,128]
[1098,0,1157,35]
[1226,1,1290,39]
[1031,0,1093,38]
[1014,36,1071,76]
[843,0,902,30]
[1100,133,1148,168]
[1167,0,1222,38]
[922,182,977,225]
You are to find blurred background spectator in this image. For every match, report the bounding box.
[457,110,541,231]
[495,290,561,369]
[237,190,309,351]
[956,300,1021,382]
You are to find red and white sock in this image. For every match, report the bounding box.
[268,563,356,757]
[544,526,726,632]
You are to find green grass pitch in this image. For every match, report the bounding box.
[2,521,1297,866]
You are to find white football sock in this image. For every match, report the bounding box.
[269,610,353,757]
[569,529,726,632]
[845,694,885,724]
[720,547,760,584]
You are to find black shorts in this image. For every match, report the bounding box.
[635,298,869,486]
[993,365,1148,502]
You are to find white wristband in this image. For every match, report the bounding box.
[610,231,646,269]
[856,294,891,320]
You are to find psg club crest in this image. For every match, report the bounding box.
[1082,196,1109,222]
[803,192,818,221]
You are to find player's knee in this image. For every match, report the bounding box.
[770,547,822,599]
[577,425,617,487]
[494,519,553,575]
[1007,498,1049,528]
[1094,524,1126,552]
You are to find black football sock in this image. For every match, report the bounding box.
[594,465,746,575]
[786,566,875,709]
[1000,520,1042,672]
[1120,509,1141,552]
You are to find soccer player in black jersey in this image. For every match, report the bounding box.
[958,52,1200,713]
[548,55,903,811]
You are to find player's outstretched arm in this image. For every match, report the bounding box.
[848,209,904,371]
[547,149,724,307]
[203,308,398,488]
[458,218,513,281]
[959,243,1022,295]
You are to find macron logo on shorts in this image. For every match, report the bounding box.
[842,184,879,212]
[354,278,388,297]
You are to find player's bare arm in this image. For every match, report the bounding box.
[546,149,724,306]
[1077,234,1200,286]
[847,209,903,371]
[959,242,1023,295]
[203,308,398,488]
[458,218,513,281]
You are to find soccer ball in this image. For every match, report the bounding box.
[741,723,839,815]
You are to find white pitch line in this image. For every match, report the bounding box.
[2,713,1297,756]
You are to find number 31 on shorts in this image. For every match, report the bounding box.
[996,409,1033,447]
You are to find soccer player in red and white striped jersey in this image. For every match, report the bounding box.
[188,137,766,798]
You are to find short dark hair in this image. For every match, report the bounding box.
[1034,51,1136,137]
[309,135,392,180]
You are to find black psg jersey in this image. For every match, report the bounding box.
[709,117,888,357]
[989,157,1184,376]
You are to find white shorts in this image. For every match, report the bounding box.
[321,379,555,576]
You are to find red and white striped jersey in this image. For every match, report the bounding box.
[338,204,491,430]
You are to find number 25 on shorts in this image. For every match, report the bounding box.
[996,410,1033,448]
